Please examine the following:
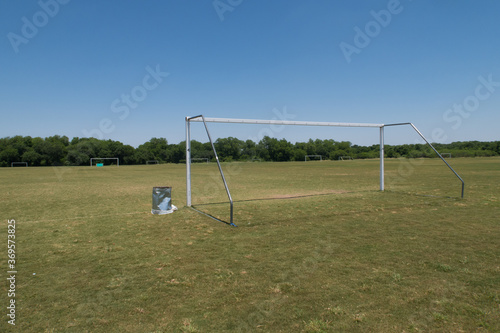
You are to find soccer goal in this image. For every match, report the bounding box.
[339,156,353,161]
[185,116,465,226]
[90,158,119,167]
[147,160,159,165]
[441,153,452,159]
[191,158,210,163]
[305,155,322,161]
[11,162,28,167]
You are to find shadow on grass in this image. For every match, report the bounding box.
[189,206,235,226]
[193,190,360,207]
[188,191,362,227]
[188,189,460,227]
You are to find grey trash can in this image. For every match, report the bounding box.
[152,186,176,215]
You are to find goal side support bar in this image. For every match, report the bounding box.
[384,123,465,198]
[186,115,235,226]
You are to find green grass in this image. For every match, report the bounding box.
[1,157,499,332]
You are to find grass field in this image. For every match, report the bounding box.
[1,157,499,332]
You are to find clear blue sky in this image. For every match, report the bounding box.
[1,0,499,147]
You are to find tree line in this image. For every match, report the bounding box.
[0,135,499,167]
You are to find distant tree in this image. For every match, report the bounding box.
[66,139,97,165]
[0,147,19,167]
[133,146,154,164]
[215,137,244,161]
[191,140,212,159]
[22,149,43,166]
[135,138,169,163]
[1,135,499,166]
[168,142,185,163]
[293,148,307,161]
[258,137,293,162]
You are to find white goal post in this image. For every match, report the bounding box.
[339,156,353,161]
[11,162,28,167]
[147,160,159,165]
[305,155,322,161]
[90,157,119,167]
[185,116,465,225]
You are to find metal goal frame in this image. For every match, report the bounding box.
[11,162,28,167]
[90,157,119,167]
[185,116,465,226]
[305,155,323,161]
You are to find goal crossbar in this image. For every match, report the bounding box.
[186,116,465,226]
[189,117,384,128]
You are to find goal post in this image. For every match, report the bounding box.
[186,116,384,226]
[11,162,28,167]
[305,155,322,161]
[146,160,159,165]
[185,116,465,225]
[90,157,119,167]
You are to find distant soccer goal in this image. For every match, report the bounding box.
[441,153,452,159]
[146,160,159,165]
[90,158,119,167]
[191,158,210,163]
[305,155,322,161]
[11,162,28,167]
[339,156,353,161]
